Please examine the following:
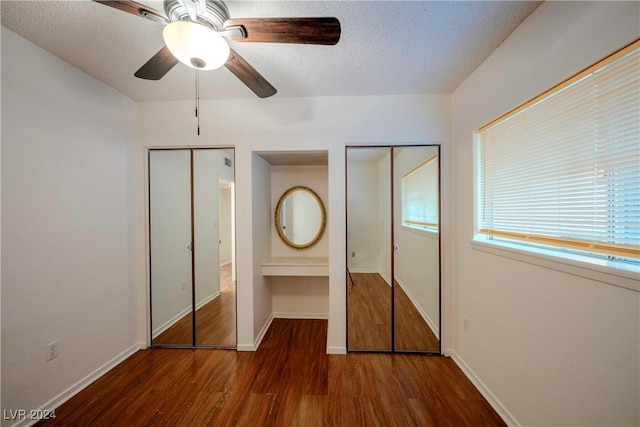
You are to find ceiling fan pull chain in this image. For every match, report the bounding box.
[195,68,200,136]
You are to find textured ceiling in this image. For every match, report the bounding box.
[1,0,541,101]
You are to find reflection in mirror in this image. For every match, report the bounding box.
[275,186,326,249]
[150,150,193,346]
[194,149,236,346]
[346,147,392,351]
[393,146,440,352]
[149,148,236,348]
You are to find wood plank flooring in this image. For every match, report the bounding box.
[153,264,236,347]
[348,273,439,352]
[37,319,505,427]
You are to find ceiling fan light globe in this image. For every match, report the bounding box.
[162,21,230,71]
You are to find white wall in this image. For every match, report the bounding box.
[271,276,329,319]
[137,93,451,352]
[1,27,137,421]
[219,185,232,268]
[249,154,273,349]
[451,2,640,425]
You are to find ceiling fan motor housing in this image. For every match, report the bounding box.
[164,0,229,30]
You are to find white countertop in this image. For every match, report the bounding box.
[262,256,329,276]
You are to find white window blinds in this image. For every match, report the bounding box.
[478,41,640,259]
[403,155,439,228]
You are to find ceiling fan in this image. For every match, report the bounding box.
[94,0,341,98]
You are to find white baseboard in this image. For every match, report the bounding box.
[152,292,220,338]
[235,343,255,351]
[237,314,274,351]
[196,291,220,311]
[347,268,379,274]
[273,312,329,320]
[152,305,191,338]
[379,271,392,286]
[253,313,274,350]
[327,346,347,354]
[10,342,146,427]
[450,352,519,426]
[395,278,439,337]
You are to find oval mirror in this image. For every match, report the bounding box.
[275,186,326,249]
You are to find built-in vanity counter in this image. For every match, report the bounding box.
[261,256,329,276]
[255,152,330,322]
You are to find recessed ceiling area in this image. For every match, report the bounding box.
[257,151,328,166]
[1,1,542,101]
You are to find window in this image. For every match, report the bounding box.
[402,154,439,231]
[476,40,639,265]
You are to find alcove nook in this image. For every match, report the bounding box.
[253,151,330,321]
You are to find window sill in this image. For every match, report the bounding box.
[471,237,639,292]
[401,224,439,239]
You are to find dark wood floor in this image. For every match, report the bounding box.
[38,319,505,426]
[348,273,439,352]
[154,264,236,347]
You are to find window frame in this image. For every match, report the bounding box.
[473,39,640,284]
[401,153,439,234]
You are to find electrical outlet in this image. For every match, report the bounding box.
[181,281,187,290]
[463,318,470,333]
[46,341,58,361]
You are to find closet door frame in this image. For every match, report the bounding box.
[345,144,441,355]
[147,147,237,349]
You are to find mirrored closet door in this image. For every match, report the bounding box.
[149,148,236,348]
[346,147,392,351]
[346,145,440,354]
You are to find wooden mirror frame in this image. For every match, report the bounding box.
[275,186,326,249]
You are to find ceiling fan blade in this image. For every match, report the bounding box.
[225,49,277,98]
[134,47,179,80]
[93,1,168,23]
[224,17,341,45]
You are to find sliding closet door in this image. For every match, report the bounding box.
[150,150,193,346]
[149,148,236,348]
[393,146,440,353]
[193,149,236,346]
[346,145,441,354]
[346,147,392,351]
